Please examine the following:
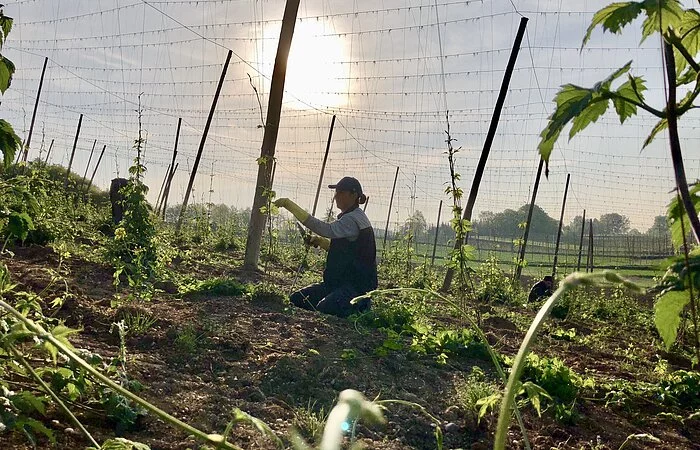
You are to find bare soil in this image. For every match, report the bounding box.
[1,245,699,450]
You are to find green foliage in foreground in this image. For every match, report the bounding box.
[0,7,19,169]
[0,263,145,446]
[180,276,250,298]
[535,0,700,364]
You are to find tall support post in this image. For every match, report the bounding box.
[383,166,400,250]
[270,160,278,189]
[78,139,97,193]
[431,200,443,266]
[161,163,179,221]
[160,118,181,213]
[576,209,586,271]
[176,51,232,233]
[44,139,54,164]
[312,115,336,216]
[442,16,528,291]
[243,0,302,270]
[159,117,182,215]
[514,158,544,280]
[85,144,106,197]
[64,114,83,189]
[551,173,571,277]
[23,57,48,162]
[15,140,24,164]
[586,219,594,272]
[265,159,278,263]
[155,163,172,214]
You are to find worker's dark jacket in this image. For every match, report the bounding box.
[303,206,378,293]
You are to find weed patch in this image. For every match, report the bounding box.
[248,281,287,305]
[180,276,250,298]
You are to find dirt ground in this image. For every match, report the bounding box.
[1,245,699,449]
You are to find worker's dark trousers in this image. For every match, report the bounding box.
[290,282,371,318]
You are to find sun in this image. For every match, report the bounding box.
[263,20,350,109]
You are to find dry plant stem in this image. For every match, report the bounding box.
[0,299,241,450]
[676,192,700,363]
[8,344,99,448]
[664,42,700,243]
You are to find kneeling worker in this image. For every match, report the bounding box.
[274,177,377,317]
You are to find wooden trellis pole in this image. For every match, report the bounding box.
[551,173,570,277]
[431,200,443,266]
[243,0,302,270]
[84,144,106,197]
[576,209,586,271]
[586,219,594,272]
[265,159,278,263]
[155,163,172,213]
[161,163,179,221]
[383,166,400,250]
[78,139,97,194]
[515,158,544,280]
[176,51,232,234]
[159,118,181,215]
[442,16,528,291]
[44,139,54,164]
[23,57,48,162]
[312,115,336,216]
[64,114,83,190]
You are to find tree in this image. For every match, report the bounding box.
[563,215,585,243]
[647,214,670,237]
[401,210,427,240]
[474,204,558,239]
[516,204,559,238]
[597,213,630,235]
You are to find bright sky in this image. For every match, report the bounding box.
[3,0,700,233]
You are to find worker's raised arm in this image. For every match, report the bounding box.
[274,197,361,240]
[302,214,361,240]
[307,235,330,251]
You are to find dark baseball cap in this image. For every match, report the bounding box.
[328,176,363,196]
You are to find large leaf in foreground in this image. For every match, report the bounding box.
[582,2,644,47]
[538,63,632,166]
[582,0,683,47]
[0,119,21,167]
[655,290,690,350]
[667,183,700,249]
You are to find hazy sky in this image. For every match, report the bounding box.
[3,0,700,233]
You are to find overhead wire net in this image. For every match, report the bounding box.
[2,0,700,242]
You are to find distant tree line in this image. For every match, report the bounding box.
[402,205,670,245]
[163,202,671,248]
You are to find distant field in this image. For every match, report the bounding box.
[391,236,667,285]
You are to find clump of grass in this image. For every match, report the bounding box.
[122,310,157,336]
[174,324,203,353]
[292,401,328,444]
[180,276,249,298]
[212,234,241,252]
[248,282,287,305]
[456,366,500,422]
[356,290,428,333]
